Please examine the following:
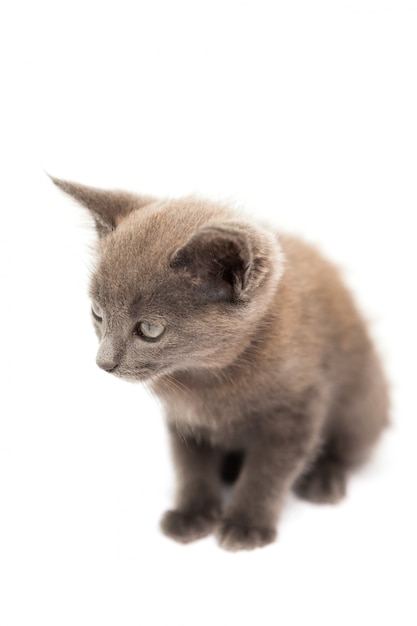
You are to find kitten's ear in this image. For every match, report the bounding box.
[170,227,253,301]
[49,176,153,238]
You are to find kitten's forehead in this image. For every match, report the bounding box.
[91,198,228,307]
[92,225,166,307]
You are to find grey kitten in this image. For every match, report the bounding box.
[52,177,389,551]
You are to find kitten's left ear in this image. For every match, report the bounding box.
[49,176,154,238]
[170,227,253,301]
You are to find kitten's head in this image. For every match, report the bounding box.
[52,178,284,382]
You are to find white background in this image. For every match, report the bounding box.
[1,1,416,624]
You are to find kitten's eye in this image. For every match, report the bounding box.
[136,321,165,341]
[91,301,103,322]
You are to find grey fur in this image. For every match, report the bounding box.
[52,176,389,551]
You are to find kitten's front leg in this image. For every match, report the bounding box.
[218,418,318,551]
[160,425,222,544]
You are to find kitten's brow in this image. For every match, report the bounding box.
[129,294,142,316]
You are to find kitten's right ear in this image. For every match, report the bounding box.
[49,176,154,238]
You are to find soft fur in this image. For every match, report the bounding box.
[52,177,389,551]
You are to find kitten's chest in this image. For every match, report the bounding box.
[153,380,249,446]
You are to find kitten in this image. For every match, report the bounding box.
[52,177,389,551]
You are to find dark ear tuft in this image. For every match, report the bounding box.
[170,227,252,301]
[49,175,153,238]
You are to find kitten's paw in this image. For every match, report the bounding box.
[294,458,347,504]
[160,509,218,544]
[217,520,277,551]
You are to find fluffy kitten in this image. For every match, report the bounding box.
[52,177,389,551]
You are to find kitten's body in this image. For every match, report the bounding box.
[53,178,389,550]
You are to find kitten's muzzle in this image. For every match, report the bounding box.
[97,361,118,373]
[96,336,121,373]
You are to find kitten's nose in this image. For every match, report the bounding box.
[96,337,120,373]
[97,360,118,373]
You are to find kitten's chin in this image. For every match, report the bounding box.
[109,366,166,383]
